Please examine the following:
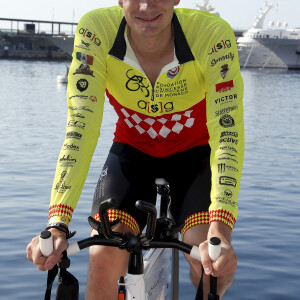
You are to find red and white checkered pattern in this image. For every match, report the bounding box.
[48,204,74,221]
[93,209,140,235]
[181,211,210,236]
[209,209,236,229]
[181,209,236,236]
[120,108,195,139]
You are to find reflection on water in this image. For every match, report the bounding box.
[0,61,299,299]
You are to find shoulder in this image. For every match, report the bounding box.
[174,8,235,58]
[79,6,124,26]
[175,8,233,38]
[75,6,124,51]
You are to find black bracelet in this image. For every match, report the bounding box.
[46,222,76,239]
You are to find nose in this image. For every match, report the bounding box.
[139,0,155,11]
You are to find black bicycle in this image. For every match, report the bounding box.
[40,178,221,300]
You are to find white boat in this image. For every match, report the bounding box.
[57,66,69,83]
[237,1,287,69]
[254,27,300,69]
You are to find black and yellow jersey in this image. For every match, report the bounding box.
[48,6,244,229]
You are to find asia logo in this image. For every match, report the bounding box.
[209,40,231,55]
[78,28,101,46]
[167,66,180,79]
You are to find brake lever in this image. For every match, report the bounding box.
[135,200,157,243]
[98,199,122,241]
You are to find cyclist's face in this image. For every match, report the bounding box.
[119,0,180,38]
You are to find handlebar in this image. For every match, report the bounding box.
[40,231,221,263]
[40,199,221,261]
[39,199,222,262]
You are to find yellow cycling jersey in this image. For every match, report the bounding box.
[48,6,244,229]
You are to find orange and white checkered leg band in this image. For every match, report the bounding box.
[93,209,140,235]
[181,211,210,237]
[209,209,236,230]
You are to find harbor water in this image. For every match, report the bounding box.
[0,60,299,299]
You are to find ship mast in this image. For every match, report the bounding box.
[195,0,220,16]
[251,1,274,29]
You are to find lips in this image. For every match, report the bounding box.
[137,14,161,22]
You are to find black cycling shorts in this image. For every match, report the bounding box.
[92,142,211,236]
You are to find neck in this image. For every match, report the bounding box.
[127,24,174,60]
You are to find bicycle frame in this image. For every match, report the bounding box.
[117,179,176,300]
[41,179,221,300]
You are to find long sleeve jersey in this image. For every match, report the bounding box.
[48,6,244,229]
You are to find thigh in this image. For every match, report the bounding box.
[92,143,158,233]
[164,145,211,229]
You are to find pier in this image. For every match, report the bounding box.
[0,17,77,60]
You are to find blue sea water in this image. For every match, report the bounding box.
[0,60,299,299]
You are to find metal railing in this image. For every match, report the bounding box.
[0,17,78,36]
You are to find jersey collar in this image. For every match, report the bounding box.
[108,13,195,64]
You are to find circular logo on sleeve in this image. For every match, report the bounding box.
[219,114,235,128]
[76,78,89,92]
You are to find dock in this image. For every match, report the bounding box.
[0,17,77,60]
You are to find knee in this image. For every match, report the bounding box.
[218,273,235,298]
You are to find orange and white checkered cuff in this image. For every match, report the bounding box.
[181,210,236,236]
[93,209,140,235]
[209,209,236,230]
[181,211,210,236]
[48,204,73,224]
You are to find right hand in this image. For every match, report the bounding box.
[26,228,68,271]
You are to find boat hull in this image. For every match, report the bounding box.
[256,38,300,69]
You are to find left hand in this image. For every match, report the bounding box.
[199,221,237,277]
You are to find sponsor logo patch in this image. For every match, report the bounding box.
[208,40,231,55]
[76,52,94,65]
[167,66,180,79]
[73,64,95,77]
[76,79,89,92]
[78,28,101,46]
[219,176,237,187]
[126,69,150,97]
[219,114,235,128]
[220,64,229,79]
[216,80,234,93]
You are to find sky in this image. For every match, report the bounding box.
[1,0,299,31]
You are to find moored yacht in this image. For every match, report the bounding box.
[254,26,300,69]
[237,1,287,69]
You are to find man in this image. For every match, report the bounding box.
[27,1,244,299]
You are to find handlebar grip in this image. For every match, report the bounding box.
[39,231,53,257]
[208,237,221,262]
[67,241,80,256]
[190,246,201,261]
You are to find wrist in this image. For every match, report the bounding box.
[208,221,232,242]
[47,216,69,227]
[45,222,76,239]
[47,227,67,238]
